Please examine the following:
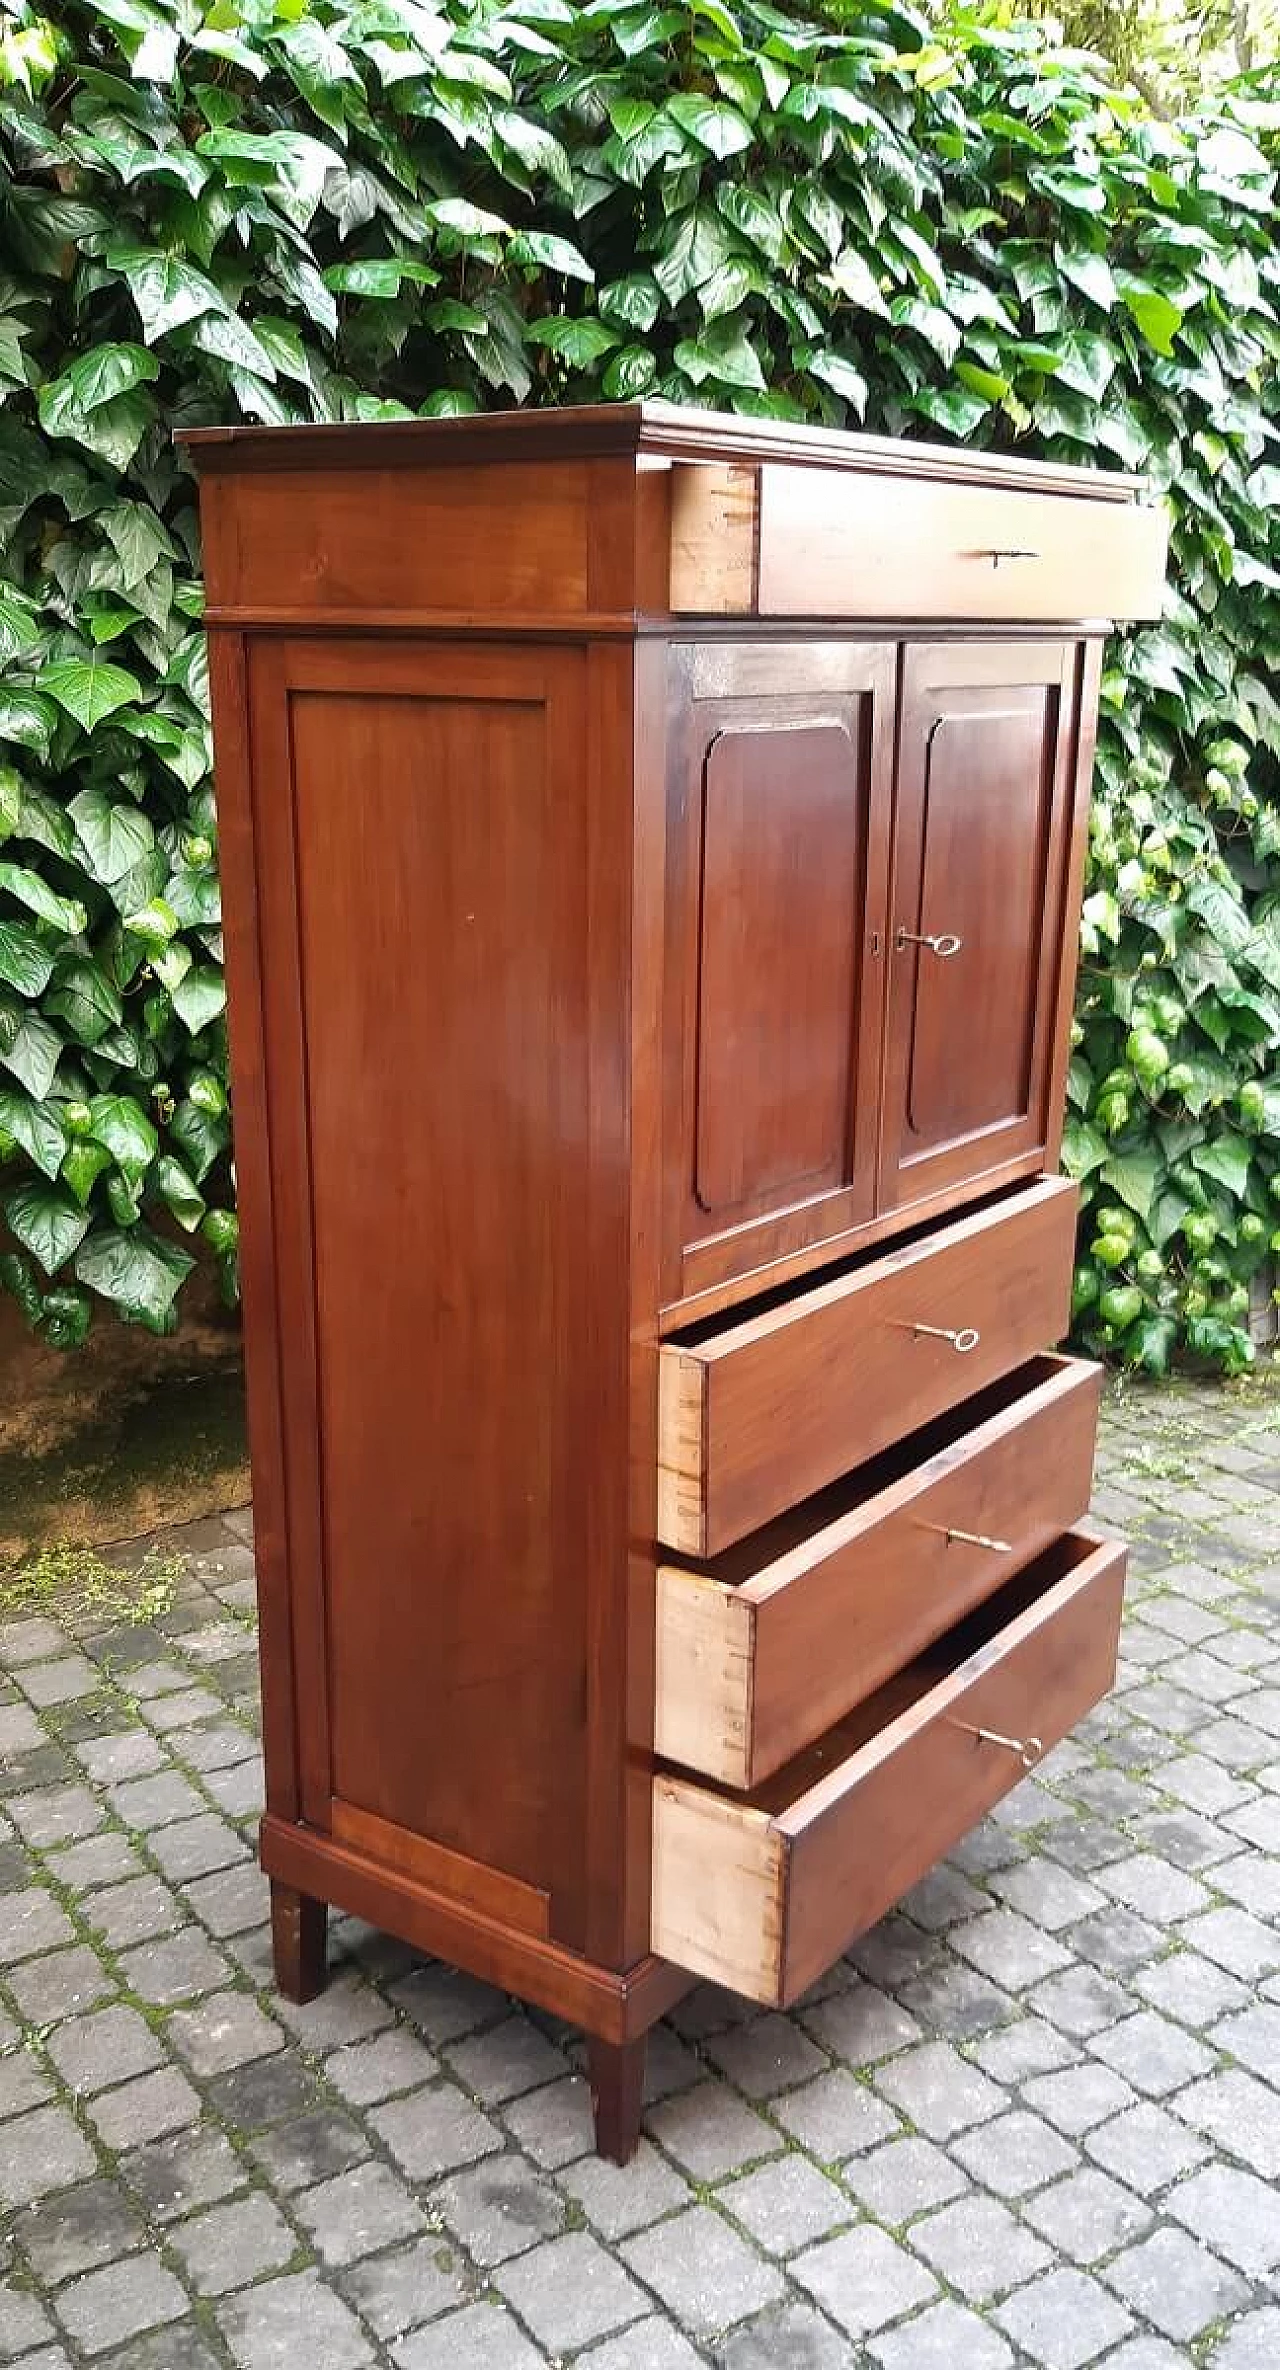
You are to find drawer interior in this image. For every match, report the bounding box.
[671,1351,1088,1585]
[725,1529,1113,1819]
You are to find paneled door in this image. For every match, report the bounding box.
[662,641,894,1305]
[879,641,1084,1218]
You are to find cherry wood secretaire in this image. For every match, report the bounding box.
[185,403,1168,2161]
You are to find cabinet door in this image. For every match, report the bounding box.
[880,641,1083,1217]
[663,643,893,1306]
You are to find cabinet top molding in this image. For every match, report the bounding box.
[181,396,1148,503]
[186,400,1168,627]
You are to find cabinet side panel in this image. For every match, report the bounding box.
[271,643,597,1914]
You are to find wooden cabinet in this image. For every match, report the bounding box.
[187,401,1167,2163]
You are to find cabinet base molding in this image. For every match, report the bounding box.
[259,1814,690,2049]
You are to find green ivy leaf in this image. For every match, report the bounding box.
[170,967,227,1035]
[666,93,753,159]
[0,1086,67,1182]
[0,920,56,998]
[37,344,160,440]
[87,1092,158,1184]
[0,1005,62,1099]
[0,863,87,935]
[507,230,594,284]
[41,659,143,735]
[154,1151,206,1231]
[1190,1136,1253,1201]
[45,959,125,1049]
[67,789,156,885]
[2,1179,92,1275]
[74,1221,194,1328]
[60,1137,113,1208]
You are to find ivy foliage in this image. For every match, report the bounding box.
[0,0,1276,1365]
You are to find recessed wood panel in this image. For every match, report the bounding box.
[908,696,1052,1147]
[695,721,862,1217]
[881,643,1079,1219]
[252,642,603,1912]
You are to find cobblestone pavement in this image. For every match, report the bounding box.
[1,1374,1278,2369]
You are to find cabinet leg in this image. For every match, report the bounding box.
[588,2035,646,2165]
[270,1880,328,2004]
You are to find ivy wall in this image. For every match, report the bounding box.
[0,0,1276,1367]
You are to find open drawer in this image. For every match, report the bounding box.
[658,1176,1077,1556]
[655,1353,1102,1788]
[651,1529,1125,2007]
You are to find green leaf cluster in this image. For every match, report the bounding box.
[0,0,1276,1365]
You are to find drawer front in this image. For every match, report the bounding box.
[658,1176,1077,1557]
[651,1530,1125,2006]
[655,1353,1102,1788]
[756,465,1168,623]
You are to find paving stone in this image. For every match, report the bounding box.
[338,2238,470,2343]
[646,2079,783,2178]
[869,2297,1015,2370]
[1024,2063,1136,2136]
[118,1928,232,2005]
[1209,1849,1280,1919]
[0,1617,70,1665]
[216,2270,373,2369]
[0,2281,55,2357]
[0,2105,97,2207]
[1165,2162,1280,2277]
[578,2318,704,2368]
[1068,1905,1164,1975]
[88,2066,201,2149]
[798,1982,922,2068]
[0,1885,76,1963]
[391,2300,543,2370]
[428,2154,560,2266]
[715,2301,853,2370]
[170,2193,297,2293]
[909,2192,1052,2299]
[1095,1854,1212,1921]
[295,2159,424,2266]
[791,2221,936,2339]
[149,1813,248,1884]
[490,2227,647,2351]
[370,2082,503,2179]
[950,1908,1072,1990]
[98,2327,222,2370]
[442,2013,568,2104]
[203,1757,265,1819]
[206,2050,317,2131]
[900,1863,989,1930]
[897,1958,1014,2039]
[1182,1906,1280,1981]
[1084,2099,1211,2191]
[12,2178,145,2285]
[1029,1966,1135,2038]
[555,2137,689,2241]
[1173,2068,1280,2176]
[703,2011,828,2097]
[1088,2008,1217,2095]
[325,2028,437,2106]
[873,2040,1003,2140]
[7,1785,104,1848]
[1102,2225,1250,2342]
[53,2255,189,2356]
[951,2109,1080,2198]
[1212,2308,1280,2368]
[45,2004,166,2104]
[1132,1808,1237,1871]
[844,2133,969,2219]
[166,1992,284,2077]
[0,2045,51,2118]
[120,2125,248,2222]
[1209,2001,1280,2084]
[720,2153,851,2254]
[970,2020,1079,2083]
[18,1656,99,1707]
[623,2207,785,2343]
[496,2071,595,2167]
[76,1731,165,1786]
[182,1862,269,1939]
[86,1875,181,1948]
[990,1861,1106,1930]
[48,1833,143,1891]
[1022,2167,1151,2263]
[250,2107,371,2192]
[1096,2343,1196,2370]
[993,2267,1133,2369]
[1135,1952,1249,2027]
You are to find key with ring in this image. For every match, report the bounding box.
[927,1525,1012,1553]
[897,1321,981,1353]
[896,926,963,958]
[950,1722,1044,1772]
